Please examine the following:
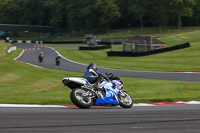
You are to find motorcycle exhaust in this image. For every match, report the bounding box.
[81,85,100,97]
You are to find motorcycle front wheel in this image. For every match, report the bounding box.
[70,88,93,109]
[118,91,133,108]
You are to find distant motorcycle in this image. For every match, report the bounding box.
[62,72,133,108]
[56,55,61,65]
[38,52,44,63]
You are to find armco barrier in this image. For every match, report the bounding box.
[107,42,190,57]
[4,40,43,44]
[98,41,121,45]
[79,45,111,50]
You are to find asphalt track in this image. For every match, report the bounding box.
[0,105,200,133]
[14,43,200,81]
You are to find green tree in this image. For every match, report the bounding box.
[0,0,22,24]
[170,0,196,31]
[192,0,200,26]
[146,0,170,32]
[94,0,121,32]
[114,0,135,29]
[44,0,68,28]
[128,0,146,31]
[21,0,48,25]
[67,0,95,33]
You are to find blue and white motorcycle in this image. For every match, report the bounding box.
[62,72,133,108]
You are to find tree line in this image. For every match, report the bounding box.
[0,0,199,33]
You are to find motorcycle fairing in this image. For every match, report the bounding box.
[62,77,91,89]
[95,81,120,104]
[80,78,92,86]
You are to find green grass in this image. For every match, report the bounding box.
[123,77,200,103]
[0,42,82,104]
[1,27,200,104]
[55,27,200,72]
[57,45,200,72]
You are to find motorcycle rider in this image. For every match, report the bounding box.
[83,63,104,89]
[55,55,61,65]
[38,52,44,63]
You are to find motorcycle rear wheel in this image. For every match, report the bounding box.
[118,91,133,108]
[70,88,93,109]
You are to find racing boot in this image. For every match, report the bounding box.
[92,82,99,91]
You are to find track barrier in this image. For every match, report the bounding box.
[79,45,111,50]
[107,42,190,57]
[4,40,43,44]
[7,46,16,53]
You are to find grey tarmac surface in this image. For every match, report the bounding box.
[0,105,200,133]
[14,43,200,81]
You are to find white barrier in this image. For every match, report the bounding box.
[26,40,31,43]
[9,40,13,43]
[7,46,17,53]
[3,40,43,44]
[17,40,22,43]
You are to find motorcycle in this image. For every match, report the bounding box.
[62,72,133,108]
[38,53,44,63]
[56,56,61,65]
